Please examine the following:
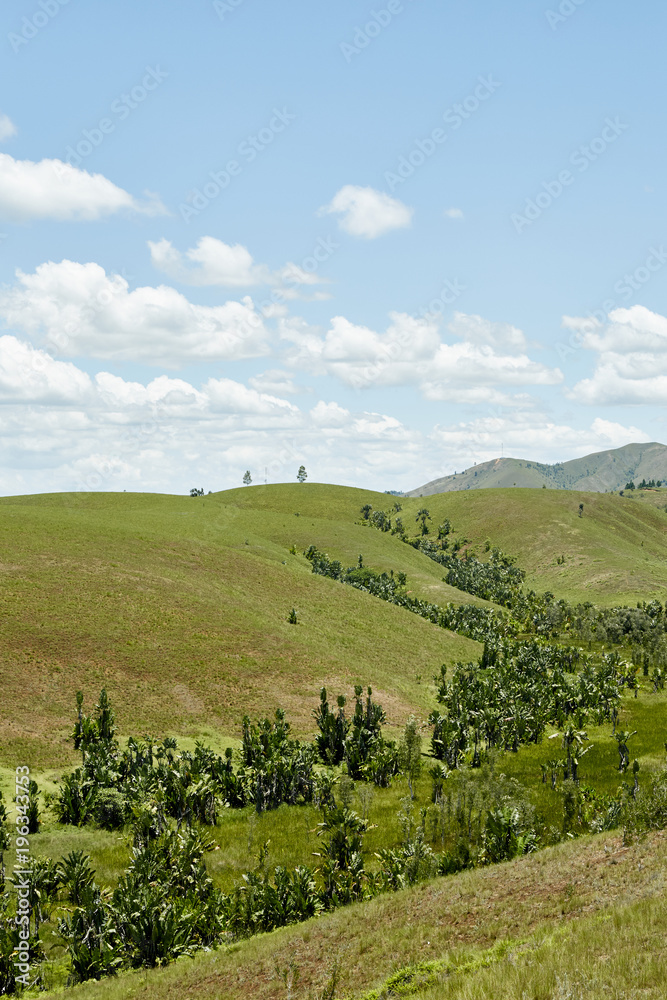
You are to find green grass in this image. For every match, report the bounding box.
[0,486,483,766]
[1,482,665,762]
[38,826,667,999]
[402,487,667,605]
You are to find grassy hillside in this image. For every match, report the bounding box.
[0,487,482,766]
[408,441,667,496]
[1,483,667,764]
[54,826,667,1000]
[404,487,667,605]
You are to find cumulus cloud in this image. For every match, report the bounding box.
[566,305,667,405]
[149,237,272,287]
[0,114,17,142]
[148,237,331,305]
[319,185,413,239]
[280,310,561,395]
[0,335,427,496]
[0,260,270,367]
[0,335,92,404]
[0,154,165,222]
[248,369,304,395]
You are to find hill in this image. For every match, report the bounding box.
[408,487,667,605]
[1,483,666,766]
[56,827,667,1000]
[407,441,667,496]
[0,486,482,767]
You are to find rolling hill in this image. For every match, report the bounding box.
[407,441,667,496]
[0,483,666,765]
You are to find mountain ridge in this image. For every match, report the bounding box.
[406,441,667,497]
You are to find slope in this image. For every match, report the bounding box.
[399,487,667,605]
[57,827,667,1000]
[408,441,667,496]
[0,488,481,766]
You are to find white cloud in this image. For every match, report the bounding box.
[149,237,272,287]
[0,336,426,495]
[0,335,92,404]
[281,309,562,395]
[149,237,331,304]
[448,312,528,353]
[566,305,667,405]
[248,369,304,395]
[0,115,17,142]
[0,153,165,222]
[0,260,270,367]
[445,208,464,219]
[319,185,413,239]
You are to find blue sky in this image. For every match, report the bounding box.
[1,0,666,495]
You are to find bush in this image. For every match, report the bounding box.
[94,788,129,830]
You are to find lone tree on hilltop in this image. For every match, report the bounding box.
[189,487,205,497]
[297,465,307,483]
[243,470,252,486]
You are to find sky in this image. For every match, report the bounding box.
[1,0,666,496]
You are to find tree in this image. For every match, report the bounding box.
[416,508,431,536]
[625,481,636,491]
[189,488,204,497]
[243,471,252,486]
[360,504,373,521]
[398,717,422,800]
[578,503,584,518]
[297,466,307,483]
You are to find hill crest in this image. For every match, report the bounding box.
[407,441,667,496]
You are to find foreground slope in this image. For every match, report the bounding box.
[408,441,667,496]
[0,487,480,766]
[59,828,667,1000]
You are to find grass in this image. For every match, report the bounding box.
[39,827,667,999]
[2,483,665,766]
[2,482,667,997]
[0,486,482,767]
[404,487,667,605]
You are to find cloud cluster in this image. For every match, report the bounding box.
[319,185,413,239]
[0,260,270,367]
[280,309,562,401]
[0,153,165,222]
[568,305,667,405]
[148,236,328,301]
[0,333,649,499]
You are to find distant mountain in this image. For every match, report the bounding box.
[406,442,667,497]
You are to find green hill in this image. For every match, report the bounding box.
[54,827,667,1000]
[0,486,482,767]
[408,441,667,496]
[1,483,666,766]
